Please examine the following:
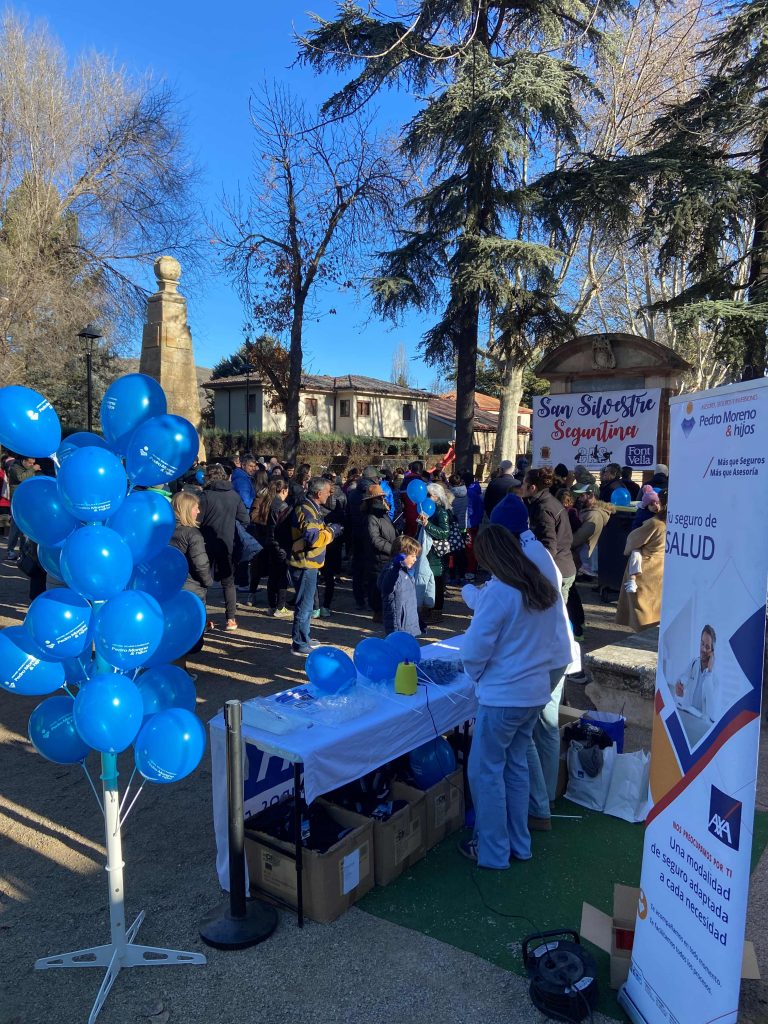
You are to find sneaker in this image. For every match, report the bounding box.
[235,584,250,592]
[311,609,321,619]
[5,552,18,561]
[308,639,322,649]
[458,837,478,862]
[572,630,585,642]
[271,606,292,619]
[319,607,332,618]
[224,619,238,632]
[291,645,312,656]
[528,816,552,832]
[207,620,217,631]
[566,670,589,684]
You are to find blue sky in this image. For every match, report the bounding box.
[26,1,438,388]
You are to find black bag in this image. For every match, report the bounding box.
[18,538,37,578]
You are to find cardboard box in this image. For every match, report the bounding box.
[244,803,373,924]
[581,884,761,989]
[392,767,465,850]
[327,790,427,887]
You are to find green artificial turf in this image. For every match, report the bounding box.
[359,801,768,1021]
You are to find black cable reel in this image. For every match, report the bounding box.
[522,929,599,1023]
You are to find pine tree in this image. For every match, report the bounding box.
[300,1,623,469]
[535,0,768,381]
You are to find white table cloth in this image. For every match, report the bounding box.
[210,637,476,891]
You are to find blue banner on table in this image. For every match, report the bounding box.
[619,380,767,1024]
[532,389,661,470]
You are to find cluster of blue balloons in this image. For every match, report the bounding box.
[406,478,436,519]
[304,631,423,695]
[408,737,457,790]
[0,376,206,785]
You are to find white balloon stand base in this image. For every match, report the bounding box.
[33,753,206,1024]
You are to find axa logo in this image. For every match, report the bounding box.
[708,785,741,851]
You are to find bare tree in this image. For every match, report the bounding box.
[0,12,201,425]
[216,84,407,461]
[390,342,413,388]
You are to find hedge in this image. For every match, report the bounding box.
[202,429,430,468]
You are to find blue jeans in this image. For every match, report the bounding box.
[289,567,318,649]
[6,515,21,555]
[527,677,564,818]
[468,703,542,868]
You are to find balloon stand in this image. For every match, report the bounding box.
[34,753,206,1024]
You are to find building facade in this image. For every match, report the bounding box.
[428,392,532,458]
[205,373,430,439]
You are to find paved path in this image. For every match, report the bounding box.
[0,565,765,1024]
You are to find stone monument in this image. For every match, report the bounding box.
[140,255,205,460]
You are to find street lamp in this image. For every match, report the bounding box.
[77,323,103,431]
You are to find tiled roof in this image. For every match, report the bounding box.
[439,391,532,414]
[428,393,531,434]
[204,372,428,399]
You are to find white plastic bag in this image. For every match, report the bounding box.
[603,750,650,823]
[565,740,616,811]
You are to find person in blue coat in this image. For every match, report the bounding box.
[378,535,422,636]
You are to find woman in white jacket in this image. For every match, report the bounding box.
[459,524,573,868]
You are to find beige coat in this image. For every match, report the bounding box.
[616,517,666,631]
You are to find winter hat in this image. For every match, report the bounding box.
[489,494,529,535]
[640,487,659,508]
[654,463,669,476]
[362,465,381,480]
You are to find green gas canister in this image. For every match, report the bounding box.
[395,660,418,696]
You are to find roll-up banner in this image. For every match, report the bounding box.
[619,379,767,1024]
[532,388,661,470]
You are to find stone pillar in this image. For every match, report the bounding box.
[140,256,205,460]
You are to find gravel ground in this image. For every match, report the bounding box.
[0,564,765,1024]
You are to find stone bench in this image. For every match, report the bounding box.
[583,627,658,730]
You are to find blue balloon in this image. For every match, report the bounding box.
[0,385,61,457]
[11,476,79,546]
[144,590,206,667]
[384,631,422,665]
[195,470,205,485]
[354,637,400,682]
[129,546,188,603]
[306,647,357,694]
[93,591,164,671]
[408,737,456,790]
[37,543,64,581]
[134,708,206,784]
[125,414,199,487]
[407,478,428,504]
[107,490,176,563]
[29,695,91,764]
[73,673,144,753]
[60,525,134,601]
[420,497,436,518]
[26,589,92,660]
[0,626,66,695]
[56,431,109,464]
[612,486,632,507]
[57,446,127,521]
[135,664,197,717]
[100,374,167,456]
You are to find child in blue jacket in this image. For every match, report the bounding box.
[378,535,422,636]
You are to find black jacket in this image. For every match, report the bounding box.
[526,489,577,580]
[268,496,293,564]
[364,501,397,572]
[198,480,250,574]
[170,524,213,600]
[483,474,520,516]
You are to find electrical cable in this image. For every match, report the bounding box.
[417,680,595,1024]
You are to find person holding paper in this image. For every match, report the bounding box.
[674,625,720,722]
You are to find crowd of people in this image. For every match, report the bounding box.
[1,445,670,869]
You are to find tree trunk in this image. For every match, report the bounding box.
[491,361,524,470]
[743,133,768,381]
[454,298,479,473]
[283,304,303,462]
